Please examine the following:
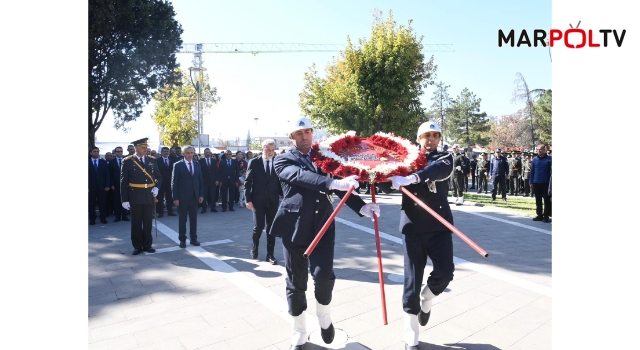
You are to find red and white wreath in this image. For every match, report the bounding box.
[310,131,427,183]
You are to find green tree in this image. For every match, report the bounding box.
[427,81,453,146]
[534,89,552,145]
[152,69,220,147]
[299,9,437,139]
[447,88,490,150]
[246,130,252,150]
[89,0,183,149]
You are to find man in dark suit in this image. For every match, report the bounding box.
[120,138,161,255]
[156,147,176,218]
[109,146,129,222]
[245,139,282,264]
[89,147,111,225]
[218,149,240,212]
[271,118,380,350]
[172,146,204,248]
[489,148,510,202]
[199,148,219,213]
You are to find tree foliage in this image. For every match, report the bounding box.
[446,88,491,150]
[89,0,183,149]
[511,72,546,149]
[487,109,532,150]
[151,69,220,148]
[426,81,453,146]
[299,9,437,139]
[534,89,552,145]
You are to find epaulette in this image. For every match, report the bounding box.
[123,155,133,161]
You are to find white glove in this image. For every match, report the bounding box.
[152,187,158,197]
[359,202,381,221]
[330,175,359,192]
[456,165,462,171]
[122,202,130,210]
[387,175,418,189]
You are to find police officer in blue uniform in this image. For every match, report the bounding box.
[270,117,380,350]
[387,120,455,350]
[489,148,509,202]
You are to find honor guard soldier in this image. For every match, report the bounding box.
[521,151,532,196]
[461,152,470,192]
[451,145,465,205]
[476,152,490,194]
[270,117,380,350]
[120,138,162,255]
[469,154,477,190]
[387,120,455,350]
[508,151,521,195]
[489,148,509,202]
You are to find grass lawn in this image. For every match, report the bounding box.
[450,191,540,216]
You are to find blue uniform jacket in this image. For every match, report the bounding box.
[401,150,454,234]
[489,155,509,178]
[529,155,552,184]
[270,149,366,245]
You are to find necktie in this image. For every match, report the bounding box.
[189,162,193,175]
[266,160,271,177]
[93,160,98,170]
[118,158,121,168]
[207,159,210,167]
[165,158,168,167]
[228,160,230,167]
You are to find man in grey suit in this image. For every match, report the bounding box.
[244,139,282,264]
[172,146,204,248]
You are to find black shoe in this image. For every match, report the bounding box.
[191,240,200,246]
[157,213,163,218]
[143,247,155,253]
[266,254,277,265]
[251,251,258,259]
[289,345,305,350]
[90,220,96,225]
[502,198,507,202]
[418,310,431,326]
[532,216,543,221]
[211,208,218,212]
[320,323,335,344]
[179,242,186,248]
[543,217,551,223]
[405,344,419,350]
[167,212,177,216]
[491,197,496,201]
[221,208,227,212]
[100,218,108,224]
[114,218,121,222]
[132,248,142,255]
[122,216,130,221]
[201,209,207,214]
[485,191,488,194]
[229,208,235,211]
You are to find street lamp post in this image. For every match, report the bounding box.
[189,50,206,155]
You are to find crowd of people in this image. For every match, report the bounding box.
[89,120,551,350]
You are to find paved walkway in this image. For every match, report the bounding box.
[88,191,551,350]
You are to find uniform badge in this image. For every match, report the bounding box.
[443,159,451,165]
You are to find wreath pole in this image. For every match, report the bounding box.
[370,182,389,325]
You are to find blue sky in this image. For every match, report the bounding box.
[96,0,551,144]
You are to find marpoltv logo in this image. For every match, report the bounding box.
[498,21,626,48]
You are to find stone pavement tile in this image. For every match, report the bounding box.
[457,322,528,349]
[150,281,234,303]
[133,316,210,346]
[355,299,404,325]
[224,323,291,350]
[447,304,511,333]
[89,292,119,305]
[88,333,138,350]
[90,314,168,343]
[451,267,477,281]
[351,317,403,350]
[90,277,113,288]
[115,281,176,299]
[527,296,551,312]
[178,319,255,350]
[423,302,467,329]
[201,301,271,327]
[139,270,197,287]
[331,299,378,324]
[89,309,128,329]
[110,272,142,285]
[89,280,143,297]
[493,305,550,334]
[191,341,233,350]
[90,268,134,281]
[221,290,261,308]
[243,310,290,331]
[335,316,380,337]
[161,298,229,324]
[169,272,226,288]
[123,296,191,320]
[99,252,132,263]
[506,321,551,350]
[104,259,156,272]
[331,284,377,307]
[473,279,515,297]
[418,320,477,348]
[446,273,492,295]
[438,290,496,312]
[482,291,539,314]
[89,295,155,317]
[132,337,186,350]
